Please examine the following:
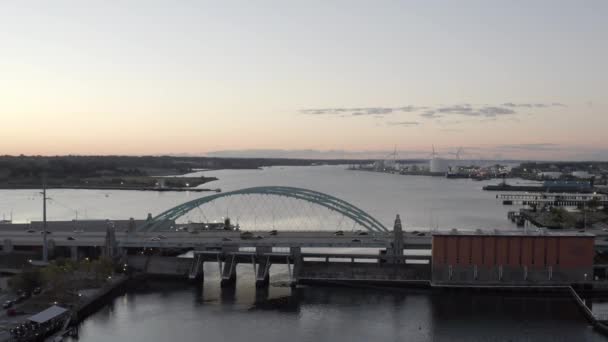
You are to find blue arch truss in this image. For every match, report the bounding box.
[138,186,388,233]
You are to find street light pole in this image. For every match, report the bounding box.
[42,173,48,262]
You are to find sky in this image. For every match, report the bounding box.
[1,1,607,160]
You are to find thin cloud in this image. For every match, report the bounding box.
[301,102,567,123]
[502,102,566,108]
[300,106,425,117]
[386,121,420,126]
[494,143,562,151]
[422,105,516,119]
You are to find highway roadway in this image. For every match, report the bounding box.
[4,223,608,251]
[0,228,432,249]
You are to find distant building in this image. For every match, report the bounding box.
[538,171,562,179]
[432,230,594,284]
[429,157,450,173]
[543,180,592,192]
[571,171,593,179]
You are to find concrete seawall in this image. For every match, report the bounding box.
[569,286,608,337]
[128,255,192,277]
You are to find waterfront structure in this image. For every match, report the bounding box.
[0,186,605,289]
[429,157,450,173]
[432,230,595,285]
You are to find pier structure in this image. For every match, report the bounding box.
[498,193,607,207]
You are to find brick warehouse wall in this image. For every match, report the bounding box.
[431,234,594,285]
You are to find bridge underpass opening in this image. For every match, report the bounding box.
[139,186,388,233]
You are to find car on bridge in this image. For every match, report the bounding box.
[240,232,254,239]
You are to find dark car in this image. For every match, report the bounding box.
[269,230,278,236]
[357,231,369,236]
[2,301,13,309]
[416,232,426,236]
[240,231,254,240]
[67,236,76,240]
[334,230,344,236]
[351,238,361,242]
[33,287,42,295]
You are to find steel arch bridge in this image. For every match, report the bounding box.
[138,186,388,233]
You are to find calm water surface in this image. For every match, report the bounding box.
[67,277,604,342]
[0,165,536,230]
[2,166,604,341]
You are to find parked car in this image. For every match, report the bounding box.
[240,231,254,240]
[222,237,232,242]
[67,236,76,240]
[351,238,361,243]
[269,230,278,236]
[334,230,344,236]
[2,301,13,309]
[357,231,369,236]
[33,287,42,295]
[26,229,36,234]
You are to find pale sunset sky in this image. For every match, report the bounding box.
[1,1,606,160]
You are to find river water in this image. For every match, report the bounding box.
[1,166,606,340]
[0,165,537,230]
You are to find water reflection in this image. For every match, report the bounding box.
[67,280,606,342]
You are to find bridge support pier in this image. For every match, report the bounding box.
[255,247,272,288]
[70,246,79,261]
[290,247,302,287]
[256,258,271,288]
[189,254,204,282]
[221,255,237,288]
[2,239,13,253]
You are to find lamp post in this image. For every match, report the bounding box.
[42,172,49,263]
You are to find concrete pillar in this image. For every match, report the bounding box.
[2,239,13,253]
[255,247,272,288]
[392,214,404,264]
[220,255,237,288]
[189,254,204,282]
[70,246,79,261]
[104,223,117,259]
[256,261,270,288]
[47,239,56,259]
[290,247,302,286]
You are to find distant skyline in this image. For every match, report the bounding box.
[1,1,607,160]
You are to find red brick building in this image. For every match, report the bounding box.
[431,230,594,284]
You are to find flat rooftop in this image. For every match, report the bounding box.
[432,229,594,238]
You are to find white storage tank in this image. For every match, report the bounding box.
[571,171,592,179]
[430,157,450,173]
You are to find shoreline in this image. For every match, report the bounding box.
[0,185,221,193]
